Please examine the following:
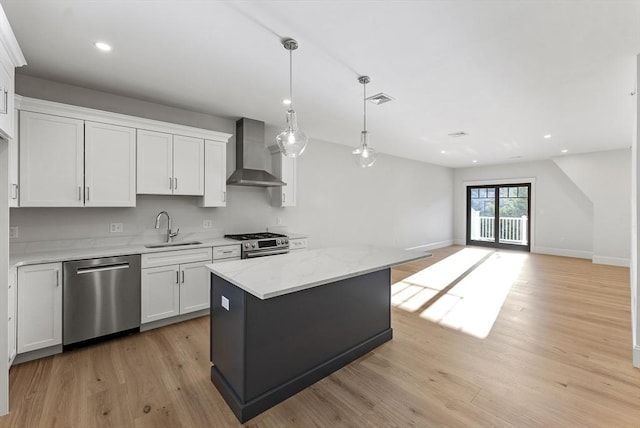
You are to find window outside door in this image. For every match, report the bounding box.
[466,183,530,251]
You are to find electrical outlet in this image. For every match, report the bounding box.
[276,217,282,225]
[203,219,213,229]
[9,227,18,239]
[221,296,230,311]
[110,223,123,233]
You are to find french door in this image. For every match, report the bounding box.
[466,183,531,251]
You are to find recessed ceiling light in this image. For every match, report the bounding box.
[472,160,478,163]
[543,134,552,139]
[561,149,568,153]
[282,99,291,105]
[440,150,446,154]
[94,41,112,52]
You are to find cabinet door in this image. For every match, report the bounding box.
[0,50,15,140]
[179,261,210,314]
[8,110,18,207]
[201,140,226,207]
[271,151,297,207]
[17,263,62,354]
[8,268,17,365]
[19,111,84,207]
[85,121,136,207]
[141,265,180,323]
[137,129,173,195]
[173,135,204,196]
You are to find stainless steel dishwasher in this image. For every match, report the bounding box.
[63,255,141,346]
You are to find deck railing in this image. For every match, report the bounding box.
[470,211,528,245]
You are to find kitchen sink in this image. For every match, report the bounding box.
[144,241,203,249]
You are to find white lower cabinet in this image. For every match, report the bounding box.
[141,248,213,324]
[8,268,17,365]
[17,262,62,354]
[289,238,308,251]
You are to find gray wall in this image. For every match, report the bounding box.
[11,75,453,250]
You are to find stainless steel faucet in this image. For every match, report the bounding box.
[155,211,179,243]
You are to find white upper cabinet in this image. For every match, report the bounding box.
[137,129,173,195]
[137,130,205,196]
[0,9,26,140]
[173,135,204,195]
[200,140,227,207]
[19,111,85,207]
[85,121,136,207]
[271,150,297,207]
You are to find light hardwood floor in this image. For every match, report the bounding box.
[1,246,638,427]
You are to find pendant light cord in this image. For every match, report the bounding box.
[289,49,293,109]
[363,80,367,137]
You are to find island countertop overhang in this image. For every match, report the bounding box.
[205,245,431,299]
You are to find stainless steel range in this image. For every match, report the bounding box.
[224,232,289,259]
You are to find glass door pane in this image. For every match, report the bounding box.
[498,185,529,246]
[469,186,495,243]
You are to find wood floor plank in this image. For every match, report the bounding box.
[1,246,639,427]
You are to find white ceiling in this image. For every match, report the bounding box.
[3,0,640,167]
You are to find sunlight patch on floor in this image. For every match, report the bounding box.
[392,248,527,339]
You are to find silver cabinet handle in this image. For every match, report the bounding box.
[0,87,7,115]
[169,177,173,190]
[55,269,59,287]
[283,193,286,204]
[86,187,90,201]
[223,191,226,202]
[11,183,18,200]
[174,177,178,190]
[221,250,233,254]
[175,270,179,284]
[78,186,82,201]
[181,270,185,284]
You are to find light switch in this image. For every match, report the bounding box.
[221,296,230,311]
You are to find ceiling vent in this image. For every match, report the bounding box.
[447,131,468,138]
[366,92,394,105]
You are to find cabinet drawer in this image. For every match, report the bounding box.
[142,247,213,268]
[289,238,308,250]
[213,245,241,260]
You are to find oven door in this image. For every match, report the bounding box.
[245,248,289,259]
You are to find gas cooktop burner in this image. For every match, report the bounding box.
[224,232,288,241]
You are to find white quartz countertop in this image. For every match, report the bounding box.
[10,237,240,268]
[206,245,431,299]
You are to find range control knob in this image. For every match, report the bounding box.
[276,239,281,245]
[252,243,256,248]
[244,243,249,248]
[284,239,288,244]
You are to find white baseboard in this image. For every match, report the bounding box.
[405,240,453,252]
[633,345,640,368]
[453,238,465,245]
[592,255,630,267]
[532,246,592,260]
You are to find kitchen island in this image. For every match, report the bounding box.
[206,245,430,423]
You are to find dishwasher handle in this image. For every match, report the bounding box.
[77,263,130,275]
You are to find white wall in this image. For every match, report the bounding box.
[553,149,631,266]
[631,54,639,367]
[453,160,594,258]
[10,75,453,252]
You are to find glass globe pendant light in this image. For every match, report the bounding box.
[276,38,308,158]
[352,75,377,168]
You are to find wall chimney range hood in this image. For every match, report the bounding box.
[226,118,286,187]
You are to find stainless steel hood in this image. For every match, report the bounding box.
[226,118,286,187]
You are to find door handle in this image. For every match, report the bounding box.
[223,191,226,202]
[55,269,59,287]
[0,87,7,115]
[86,187,90,201]
[181,270,185,284]
[77,263,130,274]
[176,270,179,284]
[169,177,173,190]
[174,177,178,190]
[283,193,286,204]
[78,186,82,201]
[11,183,18,200]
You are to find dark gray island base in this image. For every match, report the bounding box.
[209,268,392,423]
